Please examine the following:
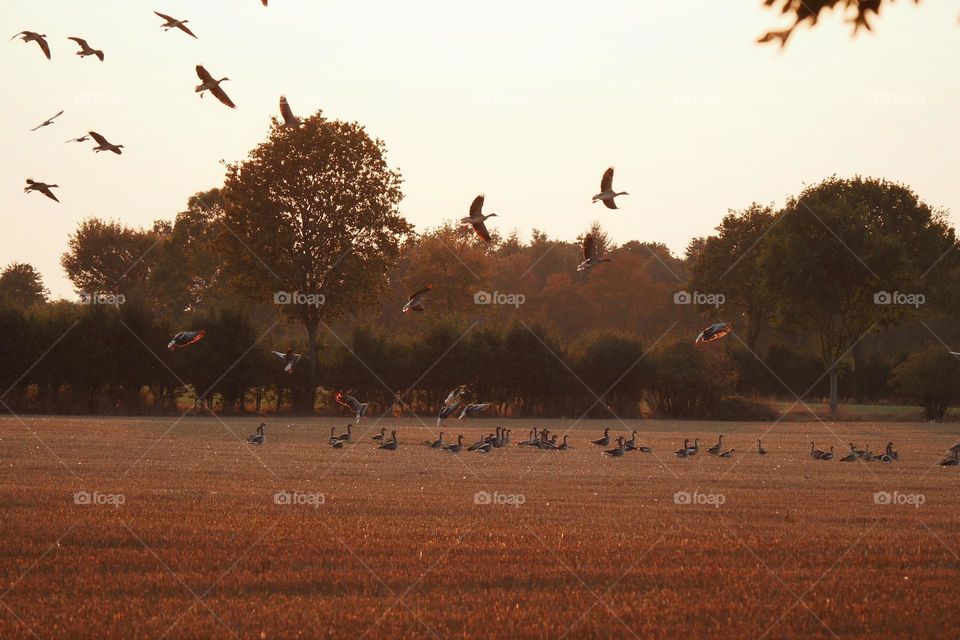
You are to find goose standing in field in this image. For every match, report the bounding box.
[675,439,691,457]
[279,95,301,128]
[882,442,898,462]
[623,430,639,451]
[402,284,432,313]
[517,430,536,446]
[67,37,104,61]
[335,392,375,423]
[195,65,235,108]
[24,179,59,202]
[10,31,50,59]
[591,428,611,447]
[459,402,491,420]
[558,434,571,451]
[271,347,302,374]
[378,430,399,450]
[602,436,626,457]
[939,450,959,466]
[686,438,700,456]
[577,233,612,272]
[475,438,494,453]
[840,444,857,462]
[810,442,825,460]
[853,443,868,459]
[695,322,732,345]
[467,433,488,452]
[167,329,205,350]
[245,422,266,445]
[636,442,653,453]
[819,446,834,461]
[30,110,63,131]
[444,435,464,453]
[88,131,124,154]
[330,437,344,449]
[460,194,497,243]
[154,12,197,38]
[428,432,445,448]
[591,167,628,210]
[757,439,767,455]
[719,448,735,458]
[708,434,724,455]
[327,426,340,444]
[337,423,352,442]
[371,427,386,442]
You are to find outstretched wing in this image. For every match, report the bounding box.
[335,392,361,412]
[582,234,594,261]
[195,65,214,83]
[600,167,614,192]
[279,95,296,125]
[469,194,484,219]
[87,130,108,146]
[471,221,491,243]
[154,11,176,22]
[210,84,236,109]
[67,36,88,48]
[409,284,432,301]
[36,35,51,59]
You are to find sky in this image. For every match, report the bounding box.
[3,0,959,299]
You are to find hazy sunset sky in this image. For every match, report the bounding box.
[3,0,958,299]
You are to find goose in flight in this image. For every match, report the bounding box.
[592,167,628,209]
[577,234,612,272]
[195,65,235,108]
[279,95,301,128]
[460,195,497,243]
[245,423,266,445]
[271,347,302,374]
[24,179,59,202]
[437,402,460,426]
[154,12,197,38]
[10,31,50,59]
[443,384,470,407]
[67,37,104,61]
[167,329,205,351]
[402,284,431,313]
[695,322,732,345]
[30,110,63,131]
[88,131,124,154]
[65,135,89,143]
[335,392,375,423]
[459,402,491,420]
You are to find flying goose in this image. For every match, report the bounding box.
[437,402,460,426]
[719,448,735,458]
[592,167,628,209]
[708,435,723,455]
[335,392,374,423]
[695,322,732,344]
[23,179,59,202]
[591,428,611,447]
[402,284,431,313]
[577,233,612,272]
[245,422,266,445]
[10,31,50,59]
[271,347,302,374]
[757,439,767,455]
[460,195,497,243]
[167,329,205,350]
[88,131,124,154]
[459,402,491,420]
[67,37,103,61]
[602,436,626,457]
[154,12,197,38]
[195,65,235,108]
[279,95,301,128]
[378,430,399,450]
[65,135,89,143]
[30,110,63,131]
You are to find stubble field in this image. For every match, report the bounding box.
[1,416,959,639]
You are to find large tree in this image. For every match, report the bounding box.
[61,218,160,302]
[218,112,411,410]
[0,262,48,307]
[686,204,777,352]
[759,176,956,414]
